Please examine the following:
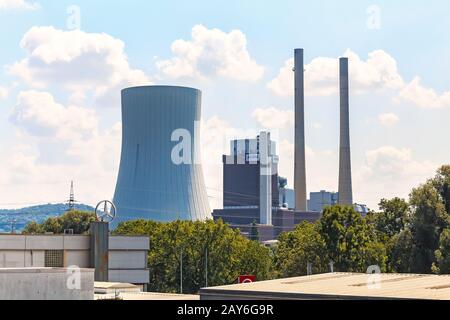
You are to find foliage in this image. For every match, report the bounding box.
[249,220,259,242]
[318,205,387,272]
[113,219,274,294]
[371,197,410,239]
[22,210,96,234]
[275,221,328,277]
[432,228,450,274]
[408,182,449,273]
[387,229,414,273]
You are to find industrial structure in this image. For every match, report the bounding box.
[309,190,339,212]
[212,132,320,241]
[113,86,211,225]
[213,49,367,240]
[294,48,308,211]
[338,57,353,205]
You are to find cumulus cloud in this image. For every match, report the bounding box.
[268,49,404,97]
[354,146,436,209]
[10,90,97,140]
[0,0,39,10]
[398,76,450,108]
[251,107,294,129]
[378,112,399,127]
[8,26,150,107]
[1,91,122,206]
[0,86,8,99]
[156,24,264,81]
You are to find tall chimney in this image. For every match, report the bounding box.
[294,48,308,211]
[338,57,353,206]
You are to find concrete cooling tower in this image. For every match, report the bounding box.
[112,86,211,225]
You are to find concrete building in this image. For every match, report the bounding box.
[222,133,279,219]
[309,191,339,212]
[0,268,94,300]
[0,234,149,289]
[213,133,320,241]
[200,272,450,300]
[294,48,308,211]
[113,85,211,225]
[338,58,353,206]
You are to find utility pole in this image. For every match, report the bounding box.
[180,249,183,294]
[205,247,208,287]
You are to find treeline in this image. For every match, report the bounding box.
[22,210,96,234]
[277,165,450,276]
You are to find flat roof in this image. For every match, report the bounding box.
[200,272,450,300]
[95,292,199,301]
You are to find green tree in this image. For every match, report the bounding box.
[372,198,410,239]
[409,182,449,273]
[275,221,328,277]
[387,229,414,273]
[432,228,450,274]
[319,205,387,272]
[113,219,274,294]
[431,165,450,214]
[22,210,96,234]
[22,221,43,234]
[249,220,259,242]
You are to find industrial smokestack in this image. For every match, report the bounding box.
[338,57,353,206]
[259,131,272,225]
[294,48,308,211]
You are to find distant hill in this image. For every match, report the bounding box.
[0,203,95,233]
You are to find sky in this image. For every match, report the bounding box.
[0,0,450,211]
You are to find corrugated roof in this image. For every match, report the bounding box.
[200,272,450,300]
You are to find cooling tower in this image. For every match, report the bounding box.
[294,48,308,211]
[338,58,353,205]
[112,86,211,225]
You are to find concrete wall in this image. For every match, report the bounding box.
[0,268,94,300]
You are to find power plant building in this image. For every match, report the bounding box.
[113,86,211,226]
[212,133,320,241]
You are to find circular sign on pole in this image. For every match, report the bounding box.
[95,200,116,223]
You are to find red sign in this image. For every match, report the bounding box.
[238,275,256,284]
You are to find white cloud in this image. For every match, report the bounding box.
[8,26,150,107]
[156,24,264,81]
[268,48,450,110]
[398,76,450,108]
[0,91,122,207]
[0,86,8,99]
[10,90,97,140]
[354,146,436,209]
[378,112,399,127]
[268,49,404,97]
[251,107,294,129]
[0,0,39,10]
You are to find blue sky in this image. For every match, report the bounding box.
[0,0,450,210]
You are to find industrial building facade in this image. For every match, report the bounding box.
[113,86,211,225]
[0,234,149,289]
[212,133,320,241]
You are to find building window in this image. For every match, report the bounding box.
[44,250,64,267]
